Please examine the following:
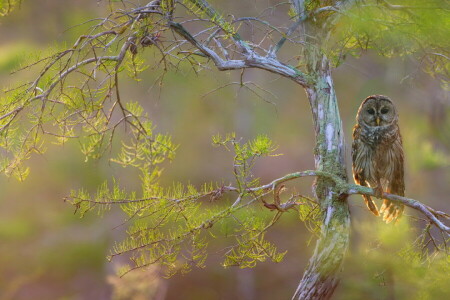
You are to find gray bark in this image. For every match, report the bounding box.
[293,49,350,300]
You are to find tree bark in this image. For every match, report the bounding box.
[293,49,350,300]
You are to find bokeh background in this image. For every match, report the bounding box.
[0,1,449,299]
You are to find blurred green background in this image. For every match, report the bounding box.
[0,1,449,299]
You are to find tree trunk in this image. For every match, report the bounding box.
[293,50,350,300]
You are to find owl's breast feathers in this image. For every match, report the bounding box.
[358,123,399,147]
[352,123,403,187]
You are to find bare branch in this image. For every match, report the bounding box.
[169,21,312,87]
[347,185,450,234]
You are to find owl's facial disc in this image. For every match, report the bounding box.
[359,97,396,127]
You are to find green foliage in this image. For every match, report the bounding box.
[298,199,321,238]
[0,86,46,180]
[65,133,290,276]
[0,0,20,16]
[332,0,449,85]
[1,0,448,290]
[181,0,237,37]
[0,0,292,276]
[126,54,150,81]
[213,133,280,192]
[0,41,143,177]
[223,210,287,268]
[337,220,450,300]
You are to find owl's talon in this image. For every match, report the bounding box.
[373,186,384,199]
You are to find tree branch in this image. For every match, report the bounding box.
[347,184,450,234]
[169,21,312,87]
[71,167,450,235]
[185,0,250,53]
[243,170,450,235]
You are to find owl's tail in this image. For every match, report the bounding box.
[363,195,379,216]
[380,200,404,223]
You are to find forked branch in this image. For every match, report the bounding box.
[168,21,312,87]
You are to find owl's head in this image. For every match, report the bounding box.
[357,95,398,127]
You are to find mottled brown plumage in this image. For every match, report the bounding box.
[352,95,405,223]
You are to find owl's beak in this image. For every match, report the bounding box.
[376,117,380,126]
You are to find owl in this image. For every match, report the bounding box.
[352,95,405,223]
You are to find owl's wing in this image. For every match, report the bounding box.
[381,136,405,223]
[352,126,379,216]
[389,137,405,196]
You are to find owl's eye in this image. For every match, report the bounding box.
[380,107,389,114]
[367,108,375,115]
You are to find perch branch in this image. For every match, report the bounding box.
[241,170,450,235]
[347,184,450,234]
[73,168,449,236]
